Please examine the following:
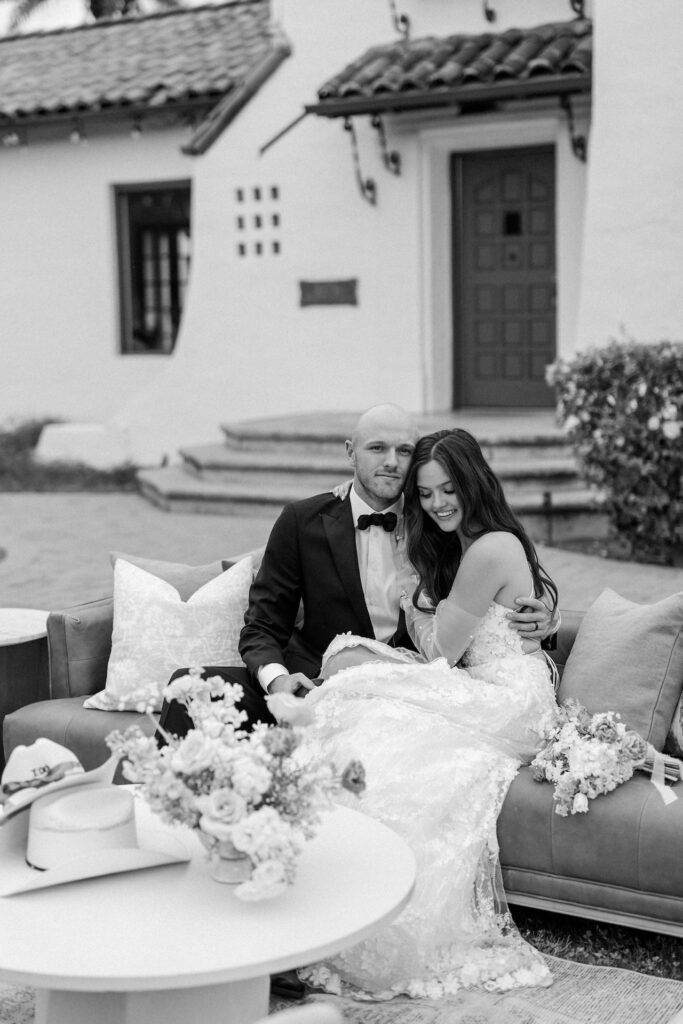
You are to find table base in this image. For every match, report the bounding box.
[35,974,269,1024]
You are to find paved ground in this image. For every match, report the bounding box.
[2,492,683,612]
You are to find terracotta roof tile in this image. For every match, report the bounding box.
[314,19,591,113]
[0,0,277,121]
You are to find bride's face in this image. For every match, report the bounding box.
[416,460,463,534]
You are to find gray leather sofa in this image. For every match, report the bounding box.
[4,598,683,938]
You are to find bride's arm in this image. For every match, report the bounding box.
[401,596,483,664]
[401,535,512,664]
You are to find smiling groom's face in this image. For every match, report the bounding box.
[345,406,418,511]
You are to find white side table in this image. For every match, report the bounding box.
[0,802,416,1024]
[0,609,50,770]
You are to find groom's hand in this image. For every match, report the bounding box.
[268,672,317,698]
[507,596,556,641]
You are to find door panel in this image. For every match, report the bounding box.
[452,148,556,407]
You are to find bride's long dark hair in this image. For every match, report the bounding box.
[404,429,558,612]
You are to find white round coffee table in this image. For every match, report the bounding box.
[0,608,49,646]
[0,801,416,1024]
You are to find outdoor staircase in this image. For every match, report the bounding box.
[136,411,607,545]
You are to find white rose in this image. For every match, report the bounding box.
[197,788,246,840]
[662,420,681,440]
[647,416,660,431]
[231,807,295,859]
[563,414,580,433]
[231,756,272,801]
[170,732,217,775]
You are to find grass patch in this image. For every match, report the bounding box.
[512,905,683,979]
[0,419,138,492]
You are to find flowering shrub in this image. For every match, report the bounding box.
[547,340,683,564]
[106,669,365,900]
[531,698,648,815]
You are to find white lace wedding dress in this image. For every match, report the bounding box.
[297,601,557,1000]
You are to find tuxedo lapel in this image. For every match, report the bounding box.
[321,495,375,639]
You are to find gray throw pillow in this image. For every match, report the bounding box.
[557,588,683,751]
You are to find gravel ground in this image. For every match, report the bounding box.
[2,492,683,612]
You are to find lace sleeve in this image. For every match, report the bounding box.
[401,595,483,665]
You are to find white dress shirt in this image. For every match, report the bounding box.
[258,486,404,691]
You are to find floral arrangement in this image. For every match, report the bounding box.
[106,670,365,900]
[547,338,683,565]
[530,698,649,816]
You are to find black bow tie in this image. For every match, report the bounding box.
[357,512,398,532]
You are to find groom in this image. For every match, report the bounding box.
[158,403,554,736]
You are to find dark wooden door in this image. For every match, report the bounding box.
[452,147,556,407]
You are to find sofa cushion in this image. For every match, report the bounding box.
[110,551,226,601]
[3,698,157,783]
[499,766,683,925]
[557,588,683,750]
[83,555,253,713]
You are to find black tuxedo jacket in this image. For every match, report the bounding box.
[239,492,413,680]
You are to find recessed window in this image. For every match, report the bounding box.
[503,210,522,236]
[233,184,282,258]
[115,181,191,355]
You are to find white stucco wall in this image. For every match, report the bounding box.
[1,119,195,424]
[576,0,683,351]
[114,0,588,464]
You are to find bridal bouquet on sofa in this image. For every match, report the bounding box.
[106,669,365,899]
[531,698,649,815]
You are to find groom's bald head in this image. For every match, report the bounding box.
[346,405,419,510]
[350,404,419,448]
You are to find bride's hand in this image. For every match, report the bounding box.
[332,478,353,500]
[265,691,315,727]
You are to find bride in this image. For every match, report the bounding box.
[289,428,559,1000]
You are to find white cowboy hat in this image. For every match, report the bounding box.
[0,742,190,895]
[0,738,114,820]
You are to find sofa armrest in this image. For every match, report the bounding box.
[47,597,114,699]
[547,608,584,678]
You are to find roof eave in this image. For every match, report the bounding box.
[305,73,591,119]
[182,39,292,156]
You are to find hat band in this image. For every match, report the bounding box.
[2,760,83,796]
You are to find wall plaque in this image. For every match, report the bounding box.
[299,279,358,307]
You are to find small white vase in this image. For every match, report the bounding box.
[207,838,252,885]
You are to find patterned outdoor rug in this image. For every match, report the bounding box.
[2,957,683,1024]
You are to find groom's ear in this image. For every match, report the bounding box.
[345,440,355,466]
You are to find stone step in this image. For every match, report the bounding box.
[219,411,570,461]
[179,442,579,489]
[135,465,606,544]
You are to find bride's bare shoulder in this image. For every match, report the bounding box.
[464,531,525,560]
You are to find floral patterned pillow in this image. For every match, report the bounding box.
[83,556,253,713]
